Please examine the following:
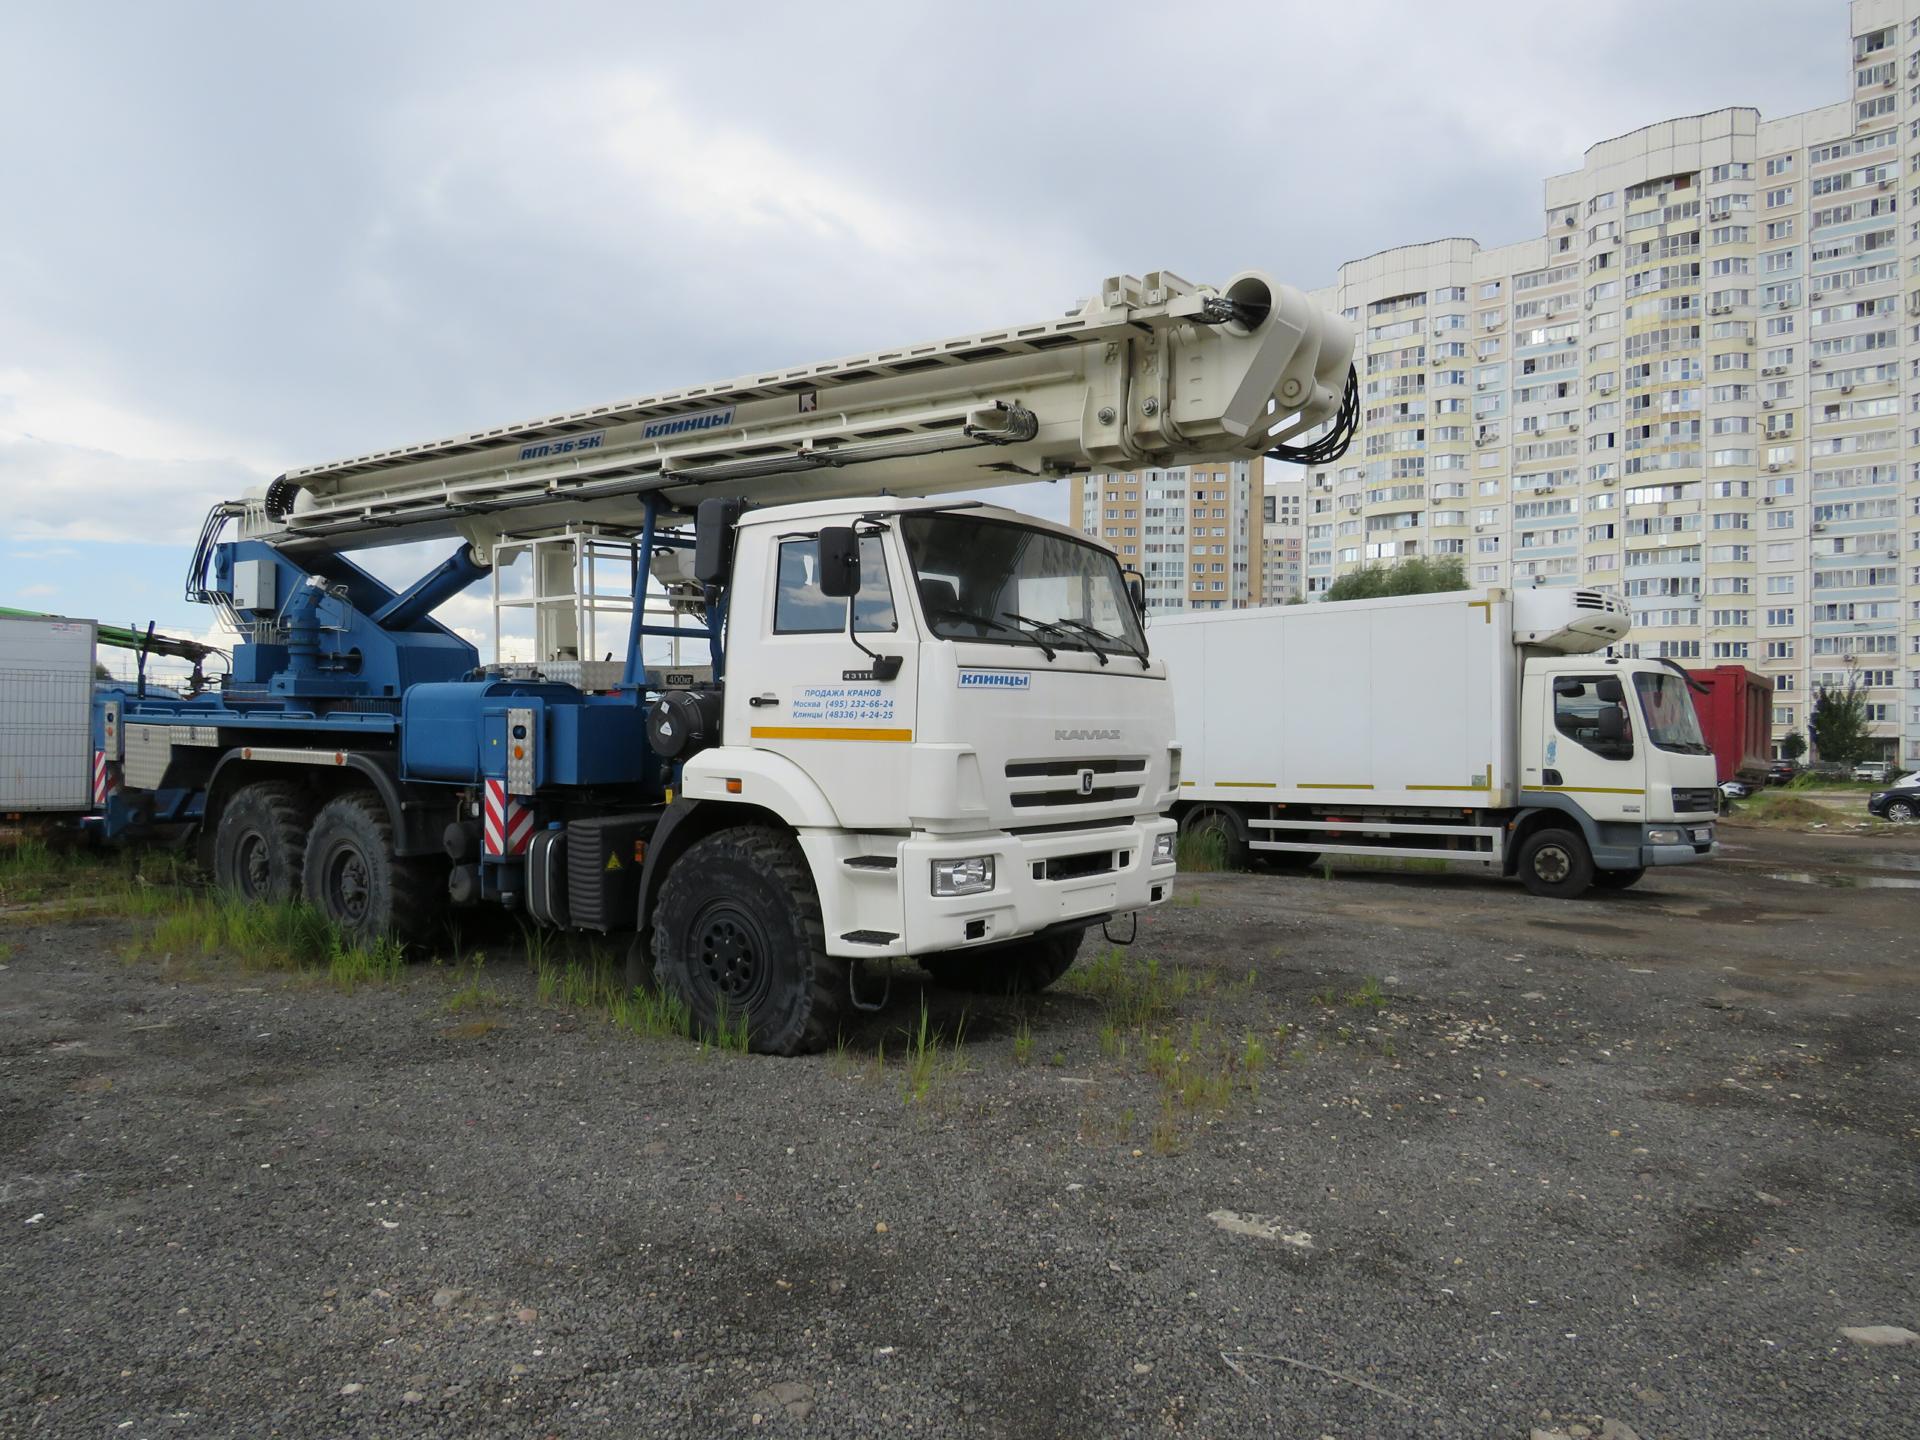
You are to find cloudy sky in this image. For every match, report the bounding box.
[0,0,1841,667]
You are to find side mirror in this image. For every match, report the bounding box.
[694,497,745,585]
[1123,568,1146,618]
[1597,705,1625,742]
[817,526,862,598]
[1553,678,1584,698]
[1595,676,1625,704]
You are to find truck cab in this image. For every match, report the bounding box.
[1519,655,1721,878]
[673,497,1178,970]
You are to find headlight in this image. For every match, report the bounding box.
[1646,827,1684,845]
[1168,746,1182,790]
[931,856,995,896]
[1152,833,1176,864]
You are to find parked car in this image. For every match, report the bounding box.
[1867,774,1920,823]
[1766,760,1801,786]
[1852,760,1890,783]
[1717,778,1755,814]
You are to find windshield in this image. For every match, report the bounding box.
[1632,671,1711,755]
[900,513,1146,656]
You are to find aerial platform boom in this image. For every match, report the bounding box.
[247,269,1353,552]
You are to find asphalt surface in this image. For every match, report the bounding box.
[2,825,1917,1439]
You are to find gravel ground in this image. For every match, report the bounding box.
[2,826,1917,1439]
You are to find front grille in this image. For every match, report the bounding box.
[1005,755,1147,810]
[1010,785,1140,809]
[1672,787,1716,814]
[1005,757,1147,778]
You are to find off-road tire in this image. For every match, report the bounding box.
[920,925,1086,995]
[1592,866,1646,891]
[1514,827,1595,899]
[301,792,445,947]
[651,827,843,1056]
[213,782,311,903]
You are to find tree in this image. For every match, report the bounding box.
[1779,730,1807,762]
[1808,681,1872,766]
[1323,555,1467,604]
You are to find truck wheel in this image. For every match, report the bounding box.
[302,792,445,947]
[1179,809,1245,870]
[1593,867,1645,891]
[921,926,1085,995]
[1514,828,1595,899]
[212,782,311,903]
[651,827,843,1056]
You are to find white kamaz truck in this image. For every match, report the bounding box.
[103,268,1355,1050]
[1154,587,1720,898]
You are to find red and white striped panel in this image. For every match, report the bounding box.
[92,750,116,808]
[482,778,535,856]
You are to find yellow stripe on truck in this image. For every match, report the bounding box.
[1297,782,1374,790]
[1215,781,1277,789]
[1522,784,1645,796]
[750,726,915,742]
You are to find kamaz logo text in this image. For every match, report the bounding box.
[1055,728,1121,742]
[640,406,736,441]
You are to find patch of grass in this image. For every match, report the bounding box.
[609,983,696,1042]
[1011,1017,1034,1066]
[1728,791,1852,829]
[445,954,505,1013]
[1097,1021,1126,1060]
[1348,976,1388,1011]
[1063,948,1179,1029]
[1150,1099,1182,1155]
[122,892,405,993]
[1175,826,1228,873]
[900,1001,966,1106]
[445,1017,500,1040]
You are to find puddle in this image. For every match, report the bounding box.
[1859,853,1920,873]
[1769,871,1920,890]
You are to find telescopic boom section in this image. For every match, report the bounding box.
[245,269,1354,552]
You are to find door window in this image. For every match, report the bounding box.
[1553,676,1634,761]
[773,536,897,634]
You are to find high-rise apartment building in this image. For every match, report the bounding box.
[1261,477,1306,603]
[1069,457,1265,612]
[1307,0,1920,766]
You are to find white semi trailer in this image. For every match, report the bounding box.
[1154,587,1720,898]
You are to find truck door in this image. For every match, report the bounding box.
[1536,672,1644,820]
[724,526,918,831]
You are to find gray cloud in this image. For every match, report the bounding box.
[0,0,1839,596]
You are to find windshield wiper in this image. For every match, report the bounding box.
[926,605,1055,659]
[1001,612,1105,666]
[1049,616,1150,671]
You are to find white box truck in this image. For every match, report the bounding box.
[0,615,98,815]
[1153,587,1720,898]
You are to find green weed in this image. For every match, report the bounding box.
[1011,1017,1034,1066]
[1175,826,1228,873]
[446,954,505,1013]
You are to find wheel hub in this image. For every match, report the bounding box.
[1534,846,1571,884]
[237,831,271,897]
[326,845,371,923]
[694,905,768,1004]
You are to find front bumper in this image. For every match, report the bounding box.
[1639,819,1716,868]
[806,816,1177,958]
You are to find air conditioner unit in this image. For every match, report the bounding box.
[1710,305,1730,315]
[1473,524,1485,533]
[1843,383,1855,394]
[1777,300,1792,310]
[1564,215,1577,227]
[1763,399,1775,409]
[1602,476,1616,487]
[1812,522,1826,532]
[1765,465,1781,474]
[1879,178,1896,190]
[1883,74,1896,88]
[1810,359,1822,369]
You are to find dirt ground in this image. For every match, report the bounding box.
[2,825,1916,1439]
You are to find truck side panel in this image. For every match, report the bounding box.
[1157,591,1514,809]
